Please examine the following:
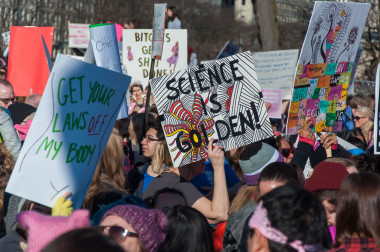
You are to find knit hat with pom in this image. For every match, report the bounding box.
[101,205,168,252]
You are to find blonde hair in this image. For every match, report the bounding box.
[357,106,374,143]
[83,128,126,207]
[229,184,259,215]
[152,141,172,174]
[0,145,15,231]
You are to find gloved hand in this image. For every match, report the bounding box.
[52,191,73,217]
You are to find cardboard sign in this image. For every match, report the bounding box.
[374,64,380,154]
[287,2,370,135]
[261,89,283,119]
[123,29,187,89]
[90,23,128,119]
[6,55,131,209]
[152,3,167,59]
[1,31,10,45]
[252,49,299,99]
[150,51,273,167]
[216,41,239,59]
[7,26,54,96]
[68,23,90,48]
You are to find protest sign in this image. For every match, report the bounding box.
[6,55,131,209]
[252,49,299,99]
[216,41,239,60]
[286,2,370,135]
[261,89,282,118]
[90,23,128,119]
[8,26,54,96]
[374,64,380,154]
[123,29,187,89]
[1,31,10,45]
[150,51,273,167]
[68,23,90,48]
[152,3,167,59]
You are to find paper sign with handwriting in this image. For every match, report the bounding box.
[68,23,90,48]
[152,3,167,59]
[150,51,273,167]
[252,49,299,100]
[287,2,370,134]
[261,89,283,119]
[6,55,131,209]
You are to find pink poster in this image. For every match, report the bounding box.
[261,88,282,119]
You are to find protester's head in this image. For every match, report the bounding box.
[345,128,367,149]
[167,6,180,20]
[83,128,126,208]
[100,205,168,252]
[353,153,380,175]
[239,142,284,187]
[353,106,373,132]
[142,118,171,173]
[349,94,370,113]
[128,113,156,146]
[247,185,327,252]
[149,188,187,211]
[41,228,124,252]
[0,66,6,80]
[158,206,214,252]
[326,157,358,174]
[8,102,36,125]
[334,172,380,248]
[304,162,349,227]
[25,93,42,108]
[117,118,130,141]
[129,81,143,101]
[17,210,91,252]
[0,79,14,109]
[225,146,246,180]
[258,162,300,196]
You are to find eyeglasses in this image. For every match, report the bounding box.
[280,147,295,158]
[99,225,138,243]
[353,116,364,121]
[143,135,160,143]
[0,97,15,105]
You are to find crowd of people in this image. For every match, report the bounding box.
[0,5,379,252]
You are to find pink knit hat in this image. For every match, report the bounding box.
[101,205,168,252]
[17,209,90,252]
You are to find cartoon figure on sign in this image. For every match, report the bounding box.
[167,41,179,71]
[164,94,214,166]
[127,46,134,61]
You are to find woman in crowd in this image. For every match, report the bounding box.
[167,6,181,29]
[158,206,214,252]
[353,106,374,148]
[140,119,229,224]
[99,204,167,252]
[331,172,380,251]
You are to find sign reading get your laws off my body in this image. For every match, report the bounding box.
[6,55,131,209]
[151,51,273,167]
[123,29,187,88]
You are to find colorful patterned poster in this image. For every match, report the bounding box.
[374,64,380,154]
[252,49,299,100]
[287,2,370,135]
[150,51,273,167]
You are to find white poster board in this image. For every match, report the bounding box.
[123,29,187,89]
[374,64,380,154]
[90,23,128,119]
[252,49,299,100]
[68,23,90,48]
[150,51,273,167]
[6,55,131,209]
[152,3,167,59]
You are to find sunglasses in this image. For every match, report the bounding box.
[99,225,138,243]
[280,147,295,158]
[353,116,364,121]
[0,97,15,105]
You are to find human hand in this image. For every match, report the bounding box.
[297,121,315,140]
[52,191,73,217]
[319,128,337,149]
[207,138,224,171]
